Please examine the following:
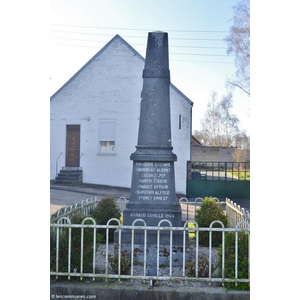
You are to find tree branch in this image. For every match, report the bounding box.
[227,81,250,96]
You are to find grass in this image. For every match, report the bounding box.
[227,171,250,181]
[187,222,196,238]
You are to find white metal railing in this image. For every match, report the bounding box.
[50,196,129,224]
[179,197,250,228]
[50,196,100,223]
[179,197,220,221]
[225,198,250,228]
[50,217,250,286]
[51,196,249,228]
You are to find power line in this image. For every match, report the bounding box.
[51,42,231,57]
[171,53,230,57]
[51,30,225,41]
[169,45,226,50]
[51,42,233,63]
[172,60,232,64]
[50,36,227,49]
[50,23,228,33]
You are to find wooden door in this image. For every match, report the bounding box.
[66,125,80,167]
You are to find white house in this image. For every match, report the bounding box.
[50,35,193,194]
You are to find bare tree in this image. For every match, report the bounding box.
[232,131,250,150]
[200,92,221,146]
[193,129,205,145]
[232,148,249,163]
[219,93,240,146]
[224,0,250,96]
[202,91,221,146]
[198,91,240,147]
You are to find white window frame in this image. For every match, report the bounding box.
[98,119,117,155]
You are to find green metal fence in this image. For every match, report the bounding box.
[186,161,250,199]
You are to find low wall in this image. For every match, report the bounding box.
[51,282,250,300]
[192,146,250,162]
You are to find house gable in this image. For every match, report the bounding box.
[51,34,193,106]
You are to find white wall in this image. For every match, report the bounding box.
[50,36,191,194]
[169,86,192,194]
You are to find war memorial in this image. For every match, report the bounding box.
[115,31,186,264]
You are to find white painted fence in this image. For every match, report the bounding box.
[50,219,249,286]
[50,196,100,223]
[50,196,129,224]
[50,196,250,286]
[225,199,250,228]
[179,197,250,228]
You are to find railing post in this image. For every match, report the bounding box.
[235,229,238,287]
[56,225,59,279]
[56,152,63,177]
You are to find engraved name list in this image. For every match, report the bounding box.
[134,162,171,201]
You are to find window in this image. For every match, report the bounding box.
[98,120,116,154]
[100,141,115,151]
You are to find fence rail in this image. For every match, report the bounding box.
[52,196,250,228]
[50,196,129,223]
[50,196,250,286]
[187,161,250,181]
[50,217,250,286]
[186,161,250,199]
[50,196,101,223]
[179,197,250,228]
[226,199,250,228]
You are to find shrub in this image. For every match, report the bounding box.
[108,248,137,275]
[92,196,121,242]
[186,255,217,278]
[195,197,227,247]
[218,231,250,290]
[50,213,100,279]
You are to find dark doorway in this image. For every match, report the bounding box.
[66,125,80,167]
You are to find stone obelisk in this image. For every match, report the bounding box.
[118,31,184,250]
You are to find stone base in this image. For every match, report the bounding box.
[114,228,188,267]
[114,228,187,246]
[113,243,189,267]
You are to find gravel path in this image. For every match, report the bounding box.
[95,243,220,287]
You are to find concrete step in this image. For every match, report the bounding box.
[56,173,82,179]
[55,168,83,185]
[62,167,82,171]
[52,180,76,186]
[59,170,82,174]
[55,177,82,183]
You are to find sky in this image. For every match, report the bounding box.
[50,0,250,135]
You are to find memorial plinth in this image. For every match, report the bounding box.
[114,32,186,264]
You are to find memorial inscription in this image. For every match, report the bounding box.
[129,212,175,219]
[135,162,171,201]
[123,158,180,230]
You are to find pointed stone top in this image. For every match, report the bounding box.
[144,31,169,74]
